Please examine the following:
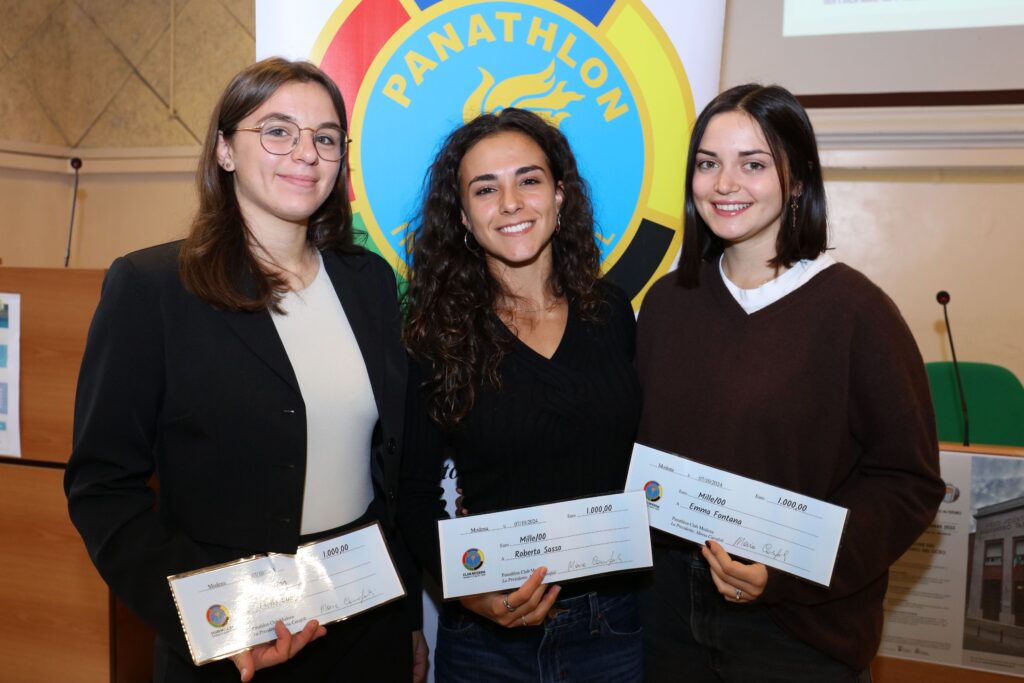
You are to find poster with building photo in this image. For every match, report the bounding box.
[961,454,1024,676]
[0,293,21,457]
[880,449,1024,678]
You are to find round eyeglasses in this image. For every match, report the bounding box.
[234,119,350,162]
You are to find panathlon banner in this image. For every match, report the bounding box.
[256,0,725,307]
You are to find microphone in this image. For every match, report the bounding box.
[64,157,82,268]
[936,290,969,446]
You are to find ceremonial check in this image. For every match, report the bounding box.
[167,523,405,665]
[438,492,652,599]
[626,444,849,587]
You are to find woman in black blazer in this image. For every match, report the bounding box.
[64,58,423,683]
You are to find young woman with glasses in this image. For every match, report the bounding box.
[65,58,425,683]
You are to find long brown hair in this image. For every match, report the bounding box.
[180,57,355,311]
[403,108,605,429]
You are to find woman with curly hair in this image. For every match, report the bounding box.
[399,107,643,682]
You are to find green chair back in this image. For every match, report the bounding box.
[925,362,1024,447]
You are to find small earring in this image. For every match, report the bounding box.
[463,231,480,255]
[555,213,561,234]
[790,196,799,230]
[222,161,234,172]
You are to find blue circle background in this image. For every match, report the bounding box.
[359,2,645,266]
[463,548,484,570]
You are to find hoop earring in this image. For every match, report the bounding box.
[464,231,480,255]
[790,196,800,231]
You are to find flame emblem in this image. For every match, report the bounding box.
[462,61,583,127]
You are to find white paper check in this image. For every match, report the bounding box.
[167,522,405,665]
[437,492,652,599]
[626,444,849,587]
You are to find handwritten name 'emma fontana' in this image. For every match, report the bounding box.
[514,532,561,558]
[688,492,742,525]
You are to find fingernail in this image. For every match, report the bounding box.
[240,668,248,680]
[704,540,712,549]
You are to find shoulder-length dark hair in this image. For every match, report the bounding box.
[678,83,827,287]
[403,108,603,428]
[180,57,355,311]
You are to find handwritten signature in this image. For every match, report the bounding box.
[761,544,789,563]
[566,551,626,572]
[732,537,790,563]
[320,587,378,616]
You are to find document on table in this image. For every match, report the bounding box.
[0,292,21,458]
[168,522,405,665]
[437,491,652,599]
[626,443,848,587]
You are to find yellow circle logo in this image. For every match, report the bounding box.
[314,0,695,304]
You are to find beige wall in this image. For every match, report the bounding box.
[0,0,255,148]
[828,166,1024,382]
[0,150,194,267]
[0,0,252,263]
[0,1,1022,384]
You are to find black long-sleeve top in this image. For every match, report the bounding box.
[399,284,642,591]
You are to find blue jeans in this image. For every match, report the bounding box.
[435,590,643,682]
[641,546,872,683]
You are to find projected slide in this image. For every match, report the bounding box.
[784,0,1024,37]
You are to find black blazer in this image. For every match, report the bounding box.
[64,241,408,656]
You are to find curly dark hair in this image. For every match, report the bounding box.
[404,108,604,428]
[180,57,356,312]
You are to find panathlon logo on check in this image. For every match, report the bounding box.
[462,548,485,572]
[644,480,662,503]
[206,604,229,628]
[311,0,696,305]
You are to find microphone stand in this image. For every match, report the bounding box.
[64,157,82,268]
[937,291,969,446]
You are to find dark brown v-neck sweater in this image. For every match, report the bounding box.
[399,283,642,592]
[636,261,944,669]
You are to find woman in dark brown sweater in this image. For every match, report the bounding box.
[636,84,944,682]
